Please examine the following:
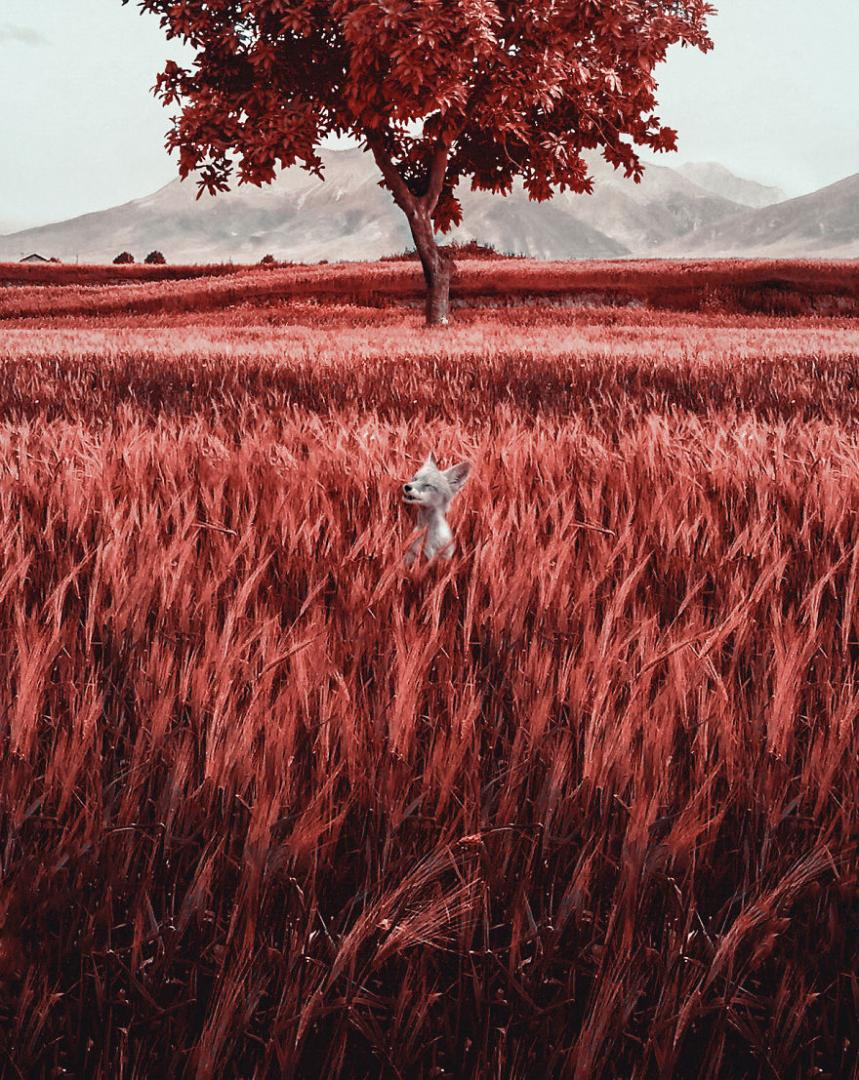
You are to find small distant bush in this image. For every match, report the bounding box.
[380,239,521,263]
[113,252,135,265]
[259,254,277,265]
[48,257,62,264]
[144,251,167,265]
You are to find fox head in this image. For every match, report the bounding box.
[402,452,471,513]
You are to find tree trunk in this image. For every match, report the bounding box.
[365,135,453,327]
[407,209,451,327]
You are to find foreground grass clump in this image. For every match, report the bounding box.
[0,269,857,1077]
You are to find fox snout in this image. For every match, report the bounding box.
[403,483,413,495]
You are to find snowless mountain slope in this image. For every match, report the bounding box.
[4,148,848,263]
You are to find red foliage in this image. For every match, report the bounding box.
[125,0,714,322]
[130,0,713,212]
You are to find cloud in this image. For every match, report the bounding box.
[0,22,50,47]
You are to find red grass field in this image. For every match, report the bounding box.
[1,259,857,1078]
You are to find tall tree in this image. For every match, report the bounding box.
[127,0,714,324]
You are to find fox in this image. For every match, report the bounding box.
[402,452,472,565]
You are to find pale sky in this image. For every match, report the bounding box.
[1,0,858,231]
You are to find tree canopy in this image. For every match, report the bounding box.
[128,0,714,321]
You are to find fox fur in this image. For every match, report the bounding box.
[402,452,472,565]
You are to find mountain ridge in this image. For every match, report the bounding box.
[1,149,855,263]
[664,172,859,258]
[674,162,786,208]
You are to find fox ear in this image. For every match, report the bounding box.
[444,461,471,495]
[426,451,438,468]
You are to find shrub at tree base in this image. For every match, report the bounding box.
[382,240,520,263]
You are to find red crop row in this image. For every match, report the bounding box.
[2,256,859,322]
[0,267,856,1077]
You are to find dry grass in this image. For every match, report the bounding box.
[0,265,857,1077]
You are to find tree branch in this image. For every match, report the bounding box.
[422,141,450,214]
[365,133,418,216]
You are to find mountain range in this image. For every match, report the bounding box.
[1,148,855,264]
[665,172,859,259]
